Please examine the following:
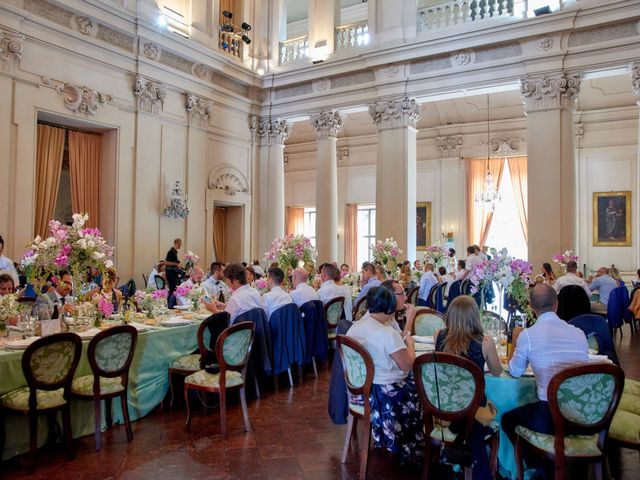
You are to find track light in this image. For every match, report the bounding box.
[219,11,251,46]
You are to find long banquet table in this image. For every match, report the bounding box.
[0,322,199,461]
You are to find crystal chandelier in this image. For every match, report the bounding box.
[475,94,501,211]
[164,181,190,219]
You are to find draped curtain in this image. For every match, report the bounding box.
[34,124,66,238]
[213,207,227,262]
[344,204,358,269]
[507,156,528,243]
[286,207,305,235]
[68,130,101,228]
[467,157,505,246]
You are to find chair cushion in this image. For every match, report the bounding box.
[349,403,364,416]
[0,387,66,413]
[184,369,244,390]
[169,354,201,371]
[515,426,601,457]
[71,375,125,396]
[609,410,640,445]
[623,378,640,397]
[429,423,458,443]
[619,393,640,416]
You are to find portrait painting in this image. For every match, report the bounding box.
[593,191,631,246]
[416,202,432,251]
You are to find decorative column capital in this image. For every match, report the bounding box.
[436,135,462,158]
[133,75,166,114]
[520,73,581,113]
[0,30,24,63]
[186,94,212,128]
[369,96,421,130]
[310,110,345,139]
[631,63,640,103]
[249,116,292,145]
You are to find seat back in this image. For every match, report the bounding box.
[413,308,445,336]
[557,285,592,321]
[154,276,166,290]
[235,307,272,374]
[407,286,420,305]
[88,325,138,391]
[427,284,439,308]
[460,279,472,295]
[142,273,149,288]
[325,296,345,329]
[336,334,374,418]
[299,300,328,362]
[586,333,599,353]
[197,312,231,367]
[23,332,82,392]
[607,286,631,328]
[168,293,177,309]
[216,321,255,385]
[447,280,461,305]
[353,296,367,320]
[269,303,306,375]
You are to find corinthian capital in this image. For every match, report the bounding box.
[249,116,292,145]
[632,63,640,101]
[369,96,421,130]
[520,73,581,113]
[310,110,345,139]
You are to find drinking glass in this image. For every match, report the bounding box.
[34,304,51,321]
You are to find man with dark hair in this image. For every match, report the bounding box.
[261,267,292,319]
[317,263,343,305]
[0,273,15,296]
[354,262,381,306]
[164,238,182,296]
[203,261,230,300]
[33,270,75,316]
[203,263,261,322]
[553,260,590,297]
[380,279,416,338]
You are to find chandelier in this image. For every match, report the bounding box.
[164,181,190,219]
[219,10,252,47]
[475,94,501,211]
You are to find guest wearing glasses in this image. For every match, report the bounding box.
[202,263,262,323]
[33,270,75,315]
[0,273,15,296]
[346,286,423,464]
[261,267,292,319]
[380,279,416,337]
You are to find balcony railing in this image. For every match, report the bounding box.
[417,0,517,33]
[218,31,242,58]
[279,35,309,65]
[335,22,369,50]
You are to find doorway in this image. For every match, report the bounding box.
[213,205,244,263]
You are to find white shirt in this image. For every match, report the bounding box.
[465,254,483,270]
[553,273,591,298]
[252,265,265,277]
[347,312,407,385]
[176,279,198,306]
[0,255,18,285]
[509,311,589,401]
[226,284,263,323]
[290,282,320,307]
[338,283,354,322]
[318,280,351,321]
[148,268,159,290]
[418,271,439,301]
[203,276,230,300]
[261,286,293,319]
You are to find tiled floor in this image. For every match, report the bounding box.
[2,327,640,480]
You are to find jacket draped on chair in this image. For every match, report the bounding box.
[269,303,306,376]
[299,300,329,364]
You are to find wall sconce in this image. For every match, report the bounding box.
[441,224,455,243]
[164,180,190,219]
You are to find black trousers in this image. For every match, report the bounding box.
[166,268,179,295]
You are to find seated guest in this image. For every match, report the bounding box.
[374,264,386,282]
[0,273,15,296]
[246,266,256,284]
[0,235,19,286]
[435,295,503,480]
[333,266,353,322]
[633,268,640,288]
[34,270,75,315]
[380,279,416,337]
[413,259,423,272]
[261,267,293,319]
[93,268,123,313]
[609,266,624,286]
[502,285,588,474]
[465,245,483,271]
[79,268,100,297]
[148,261,165,290]
[346,286,423,463]
[176,266,205,306]
[289,268,320,307]
[340,263,350,276]
[398,264,416,293]
[252,260,264,278]
[455,259,467,281]
[588,266,618,314]
[203,261,230,301]
[552,260,590,298]
[203,263,262,323]
[354,262,381,307]
[318,263,351,320]
[541,263,556,285]
[417,263,439,306]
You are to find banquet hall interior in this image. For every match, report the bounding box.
[1,0,640,479]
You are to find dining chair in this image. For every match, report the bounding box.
[142,273,149,289]
[353,296,368,321]
[407,286,420,305]
[447,280,462,306]
[514,363,624,480]
[337,334,375,480]
[0,333,82,463]
[184,321,255,438]
[608,378,640,474]
[70,325,138,451]
[154,276,166,290]
[413,352,499,480]
[269,303,305,388]
[325,296,346,346]
[299,299,329,378]
[412,308,446,337]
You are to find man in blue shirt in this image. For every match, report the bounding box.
[589,267,619,314]
[354,262,381,308]
[417,263,439,307]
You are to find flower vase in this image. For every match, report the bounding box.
[93,315,102,328]
[0,318,6,337]
[146,309,154,320]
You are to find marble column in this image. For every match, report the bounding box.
[369,96,421,262]
[250,116,292,260]
[310,110,344,263]
[632,64,640,263]
[520,72,581,268]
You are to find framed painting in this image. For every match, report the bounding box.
[593,191,631,246]
[416,202,432,251]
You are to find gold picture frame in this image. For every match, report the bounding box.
[593,191,631,247]
[416,202,432,251]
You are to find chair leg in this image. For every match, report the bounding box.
[464,466,473,480]
[287,367,293,387]
[0,411,5,460]
[298,365,304,384]
[359,419,371,480]
[121,392,133,442]
[219,388,227,439]
[274,375,279,393]
[594,461,603,480]
[168,370,175,407]
[341,414,355,463]
[184,385,192,429]
[489,435,499,480]
[62,404,75,459]
[105,397,113,428]
[239,387,252,433]
[422,442,432,480]
[515,438,524,480]
[312,357,318,378]
[28,409,38,460]
[554,458,564,480]
[253,375,261,399]
[94,397,102,451]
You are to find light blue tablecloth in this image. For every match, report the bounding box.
[0,323,199,460]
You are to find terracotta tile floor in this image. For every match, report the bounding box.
[2,328,640,480]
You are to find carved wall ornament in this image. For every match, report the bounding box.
[489,137,525,156]
[143,42,160,60]
[451,49,473,67]
[537,35,553,51]
[208,165,249,196]
[53,82,110,116]
[520,73,581,112]
[369,96,421,130]
[73,16,96,36]
[310,110,345,139]
[192,63,208,79]
[574,123,585,141]
[133,75,166,113]
[312,78,330,93]
[632,63,640,99]
[249,116,292,145]
[185,94,212,127]
[0,31,24,62]
[436,135,463,158]
[385,65,400,78]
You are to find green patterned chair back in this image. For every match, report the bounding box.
[88,325,138,378]
[336,335,374,417]
[354,297,368,321]
[413,308,446,337]
[407,286,419,305]
[198,312,230,368]
[22,332,82,390]
[586,334,599,354]
[216,321,255,373]
[325,296,345,328]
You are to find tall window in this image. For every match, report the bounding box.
[357,205,375,269]
[303,207,316,247]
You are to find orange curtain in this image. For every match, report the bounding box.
[508,156,528,243]
[467,157,505,246]
[68,130,101,228]
[286,207,305,235]
[34,124,66,238]
[344,204,358,269]
[213,207,227,262]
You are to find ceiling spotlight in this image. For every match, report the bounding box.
[218,11,252,47]
[534,6,551,16]
[241,34,251,44]
[256,68,265,76]
[222,10,233,19]
[157,15,167,27]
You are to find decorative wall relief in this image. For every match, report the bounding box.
[0,31,24,63]
[208,165,249,196]
[185,94,212,127]
[133,75,166,113]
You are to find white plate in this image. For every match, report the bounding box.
[173,305,190,311]
[78,328,102,340]
[160,317,192,327]
[4,337,40,350]
[412,335,434,344]
[194,313,210,321]
[128,322,151,332]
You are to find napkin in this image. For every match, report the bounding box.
[412,335,434,344]
[78,328,102,340]
[588,354,612,364]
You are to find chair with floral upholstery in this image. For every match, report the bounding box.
[514,363,624,480]
[412,308,446,337]
[407,286,420,305]
[336,334,374,480]
[184,321,255,438]
[325,296,345,345]
[0,332,82,462]
[608,378,640,474]
[413,351,499,479]
[353,296,368,321]
[70,325,138,451]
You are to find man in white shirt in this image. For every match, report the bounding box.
[203,263,262,323]
[588,266,619,314]
[502,285,588,468]
[148,261,165,291]
[464,245,483,272]
[553,260,591,298]
[318,263,352,320]
[417,263,439,306]
[354,262,381,308]
[0,235,19,286]
[261,267,293,319]
[289,268,319,307]
[203,261,230,301]
[252,261,265,278]
[176,266,204,306]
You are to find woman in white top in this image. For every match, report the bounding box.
[346,286,423,464]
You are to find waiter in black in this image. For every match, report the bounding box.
[165,238,182,296]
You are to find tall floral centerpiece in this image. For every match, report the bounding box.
[552,250,578,275]
[423,242,448,268]
[134,289,169,318]
[264,235,318,274]
[0,294,28,335]
[184,251,200,273]
[371,238,402,272]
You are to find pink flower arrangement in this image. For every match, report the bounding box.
[152,289,168,299]
[370,238,403,269]
[254,278,269,294]
[264,234,317,270]
[176,285,193,298]
[552,250,578,267]
[423,242,448,265]
[98,295,114,318]
[184,251,200,272]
